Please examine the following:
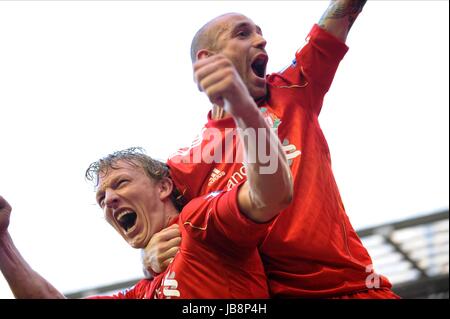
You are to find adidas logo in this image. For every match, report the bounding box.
[208,168,225,186]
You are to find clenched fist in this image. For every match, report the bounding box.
[193,54,256,118]
[0,196,12,234]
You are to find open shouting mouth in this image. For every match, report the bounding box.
[251,53,268,79]
[114,210,137,234]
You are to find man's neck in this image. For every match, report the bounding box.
[163,201,181,227]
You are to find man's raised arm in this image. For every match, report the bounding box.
[0,196,65,298]
[194,54,293,223]
[318,0,367,43]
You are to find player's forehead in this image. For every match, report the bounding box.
[212,13,262,36]
[96,160,141,192]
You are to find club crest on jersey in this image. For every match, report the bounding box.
[260,107,281,132]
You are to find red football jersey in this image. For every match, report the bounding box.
[168,25,396,298]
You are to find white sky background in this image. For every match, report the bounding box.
[0,1,448,298]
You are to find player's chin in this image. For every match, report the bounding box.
[127,235,147,249]
[126,227,149,249]
[249,84,267,101]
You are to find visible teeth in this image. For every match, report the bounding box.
[126,223,137,234]
[115,210,137,234]
[117,210,133,221]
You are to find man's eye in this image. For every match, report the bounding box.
[237,30,250,37]
[117,180,129,187]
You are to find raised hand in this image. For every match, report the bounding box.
[0,196,12,234]
[193,54,256,118]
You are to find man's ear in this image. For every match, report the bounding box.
[158,177,174,201]
[196,49,213,61]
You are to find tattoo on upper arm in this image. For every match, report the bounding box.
[319,0,367,32]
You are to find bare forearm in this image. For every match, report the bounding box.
[233,104,293,222]
[318,0,367,42]
[0,232,65,299]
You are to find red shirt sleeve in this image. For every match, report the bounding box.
[269,24,349,114]
[297,24,349,88]
[180,182,270,254]
[85,279,151,299]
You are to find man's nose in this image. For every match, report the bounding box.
[255,34,267,50]
[104,189,120,210]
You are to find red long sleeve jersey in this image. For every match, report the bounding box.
[167,25,396,298]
